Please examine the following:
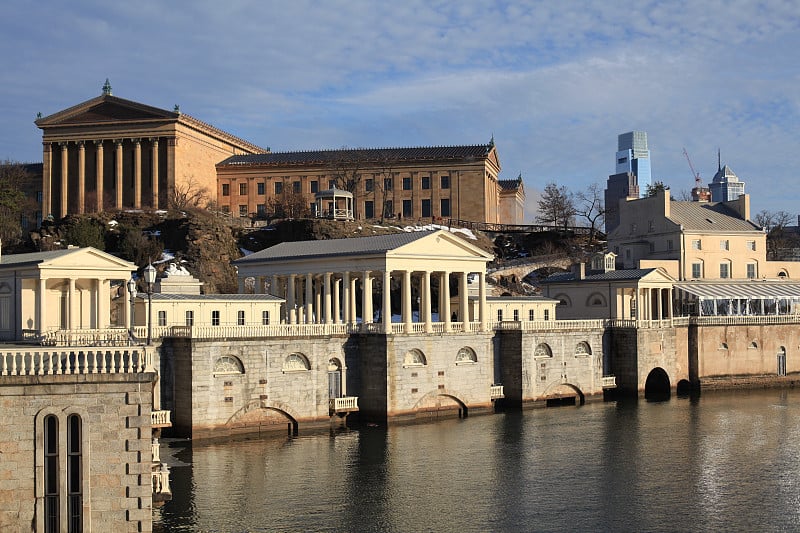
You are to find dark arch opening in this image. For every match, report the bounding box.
[544,385,585,407]
[676,379,695,396]
[645,367,671,401]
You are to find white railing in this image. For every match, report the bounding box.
[152,439,161,463]
[151,410,171,427]
[602,375,617,388]
[492,319,607,332]
[40,328,132,347]
[152,467,171,496]
[687,315,800,326]
[490,385,505,399]
[0,348,151,376]
[329,396,359,412]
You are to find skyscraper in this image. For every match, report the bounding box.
[709,152,746,202]
[615,131,651,197]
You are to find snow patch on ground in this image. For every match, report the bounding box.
[155,250,175,264]
[401,223,476,240]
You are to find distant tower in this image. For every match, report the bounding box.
[709,150,745,202]
[616,131,651,197]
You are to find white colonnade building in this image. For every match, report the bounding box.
[233,230,494,334]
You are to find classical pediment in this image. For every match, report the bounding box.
[36,95,178,128]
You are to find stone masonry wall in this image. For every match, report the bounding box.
[0,373,155,533]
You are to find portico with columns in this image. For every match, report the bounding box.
[233,230,493,333]
[0,246,137,341]
[35,80,266,219]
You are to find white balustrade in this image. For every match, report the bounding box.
[329,396,359,412]
[0,348,151,376]
[152,439,161,463]
[602,375,617,388]
[151,410,172,427]
[490,385,504,399]
[152,467,171,495]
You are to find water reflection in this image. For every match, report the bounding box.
[155,390,800,532]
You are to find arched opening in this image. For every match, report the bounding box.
[644,367,671,401]
[328,358,342,400]
[778,346,787,376]
[543,383,585,407]
[676,379,694,396]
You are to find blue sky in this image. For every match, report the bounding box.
[2,0,799,218]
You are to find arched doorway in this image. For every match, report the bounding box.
[328,358,342,400]
[777,347,787,376]
[644,367,670,400]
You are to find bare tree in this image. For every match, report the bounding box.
[536,182,575,229]
[0,161,38,246]
[267,188,310,219]
[575,182,605,243]
[755,210,797,260]
[169,176,210,211]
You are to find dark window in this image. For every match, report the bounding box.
[257,204,265,214]
[158,310,166,326]
[239,205,247,217]
[239,183,247,195]
[257,182,265,195]
[421,176,430,190]
[329,180,336,189]
[185,310,194,326]
[67,414,82,532]
[544,309,550,320]
[212,310,220,326]
[237,310,245,325]
[44,415,59,532]
[529,309,535,321]
[311,181,319,193]
[403,177,412,190]
[365,179,374,192]
[440,175,450,189]
[262,311,270,325]
[513,309,519,321]
[222,184,230,197]
[292,181,301,193]
[364,201,374,219]
[402,199,412,217]
[421,199,431,217]
[497,310,503,321]
[275,182,283,195]
[440,199,451,217]
[384,178,393,190]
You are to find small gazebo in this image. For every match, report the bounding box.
[314,187,354,220]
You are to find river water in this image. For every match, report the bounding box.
[154,389,800,532]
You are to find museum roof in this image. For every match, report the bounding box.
[142,293,283,301]
[498,176,524,191]
[667,201,760,232]
[235,231,436,263]
[0,248,81,267]
[541,268,658,284]
[218,144,494,167]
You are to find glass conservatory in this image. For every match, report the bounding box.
[674,281,800,316]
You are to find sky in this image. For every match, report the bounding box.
[1,0,799,219]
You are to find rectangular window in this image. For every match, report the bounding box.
[292,181,301,193]
[364,201,374,219]
[66,414,82,530]
[497,309,503,321]
[44,415,59,532]
[239,205,248,217]
[720,263,730,278]
[402,199,412,217]
[311,181,319,193]
[257,204,266,214]
[747,240,756,251]
[421,199,431,217]
[237,310,245,326]
[544,309,550,320]
[384,177,393,190]
[421,176,431,190]
[212,310,220,326]
[221,205,230,213]
[384,200,393,218]
[692,263,702,279]
[403,177,412,190]
[440,198,451,217]
[185,310,194,326]
[529,309,535,321]
[222,184,230,197]
[747,263,756,279]
[365,179,374,192]
[513,309,519,321]
[158,310,166,327]
[239,183,247,195]
[262,310,270,325]
[257,182,265,195]
[649,242,655,252]
[720,239,729,251]
[274,182,283,195]
[329,180,337,189]
[440,175,450,189]
[692,239,701,250]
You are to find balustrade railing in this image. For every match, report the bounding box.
[152,440,161,463]
[151,410,172,427]
[0,348,151,376]
[329,396,359,413]
[490,385,504,399]
[602,375,617,388]
[152,468,171,496]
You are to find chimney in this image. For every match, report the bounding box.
[572,262,585,280]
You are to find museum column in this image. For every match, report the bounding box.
[115,140,124,208]
[95,140,104,212]
[60,142,69,217]
[151,138,160,208]
[77,141,86,214]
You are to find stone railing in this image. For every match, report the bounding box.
[329,396,359,414]
[152,439,161,463]
[0,347,152,376]
[686,315,800,326]
[151,410,172,427]
[152,467,171,497]
[490,385,504,399]
[602,375,617,388]
[40,328,132,347]
[492,319,607,332]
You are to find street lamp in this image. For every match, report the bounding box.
[127,277,137,343]
[143,263,157,345]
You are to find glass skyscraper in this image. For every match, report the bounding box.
[615,131,651,198]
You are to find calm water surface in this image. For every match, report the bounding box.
[154,389,800,532]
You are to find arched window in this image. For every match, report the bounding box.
[749,341,758,349]
[456,347,477,364]
[213,355,245,375]
[554,294,571,307]
[44,414,59,531]
[587,293,606,307]
[284,353,310,372]
[404,349,427,367]
[534,343,553,358]
[575,342,592,356]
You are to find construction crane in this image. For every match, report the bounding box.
[682,147,702,187]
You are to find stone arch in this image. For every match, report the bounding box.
[283,352,310,372]
[644,367,671,400]
[749,340,758,349]
[213,355,245,375]
[542,382,585,406]
[403,348,427,367]
[575,341,592,356]
[226,399,300,436]
[586,292,607,307]
[413,390,469,418]
[534,343,553,358]
[455,346,477,364]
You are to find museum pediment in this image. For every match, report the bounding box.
[37,95,177,128]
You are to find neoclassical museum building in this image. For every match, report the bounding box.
[30,81,525,224]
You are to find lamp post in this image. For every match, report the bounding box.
[143,263,156,345]
[127,277,137,342]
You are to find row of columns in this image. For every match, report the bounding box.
[634,287,673,320]
[42,137,175,218]
[33,278,119,331]
[245,269,488,332]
